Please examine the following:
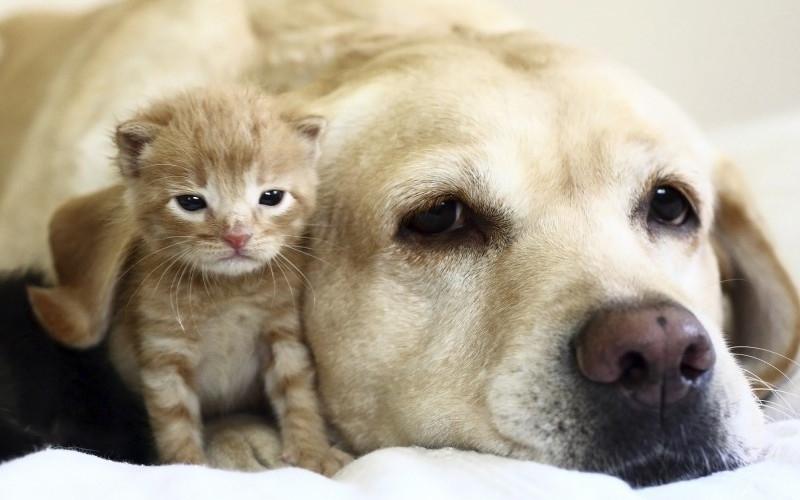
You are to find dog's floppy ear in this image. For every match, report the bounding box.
[712,160,800,386]
[27,185,134,349]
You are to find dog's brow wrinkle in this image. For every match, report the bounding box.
[386,158,515,234]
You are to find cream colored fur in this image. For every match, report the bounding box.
[1,0,797,480]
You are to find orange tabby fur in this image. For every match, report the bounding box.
[34,86,350,474]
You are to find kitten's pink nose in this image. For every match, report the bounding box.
[222,231,252,251]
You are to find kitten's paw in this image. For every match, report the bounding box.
[282,444,353,477]
[324,447,354,475]
[205,415,283,471]
[164,447,207,465]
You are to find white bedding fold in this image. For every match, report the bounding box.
[2,420,799,500]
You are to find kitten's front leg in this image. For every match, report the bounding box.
[263,328,353,476]
[138,334,205,465]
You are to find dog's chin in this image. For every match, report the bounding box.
[581,443,748,487]
[503,432,749,488]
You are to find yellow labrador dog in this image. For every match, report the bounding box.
[1,0,798,486]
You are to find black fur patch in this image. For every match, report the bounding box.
[0,271,154,464]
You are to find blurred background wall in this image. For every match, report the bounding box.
[3,0,799,129]
[502,0,800,129]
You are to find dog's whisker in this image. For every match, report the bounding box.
[740,367,798,415]
[759,400,798,420]
[732,352,794,383]
[730,345,800,371]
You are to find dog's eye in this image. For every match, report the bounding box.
[175,194,207,212]
[259,190,285,206]
[406,200,464,235]
[648,186,693,226]
[399,198,511,250]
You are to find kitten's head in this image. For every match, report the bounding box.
[114,86,324,277]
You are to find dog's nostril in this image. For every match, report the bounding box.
[680,363,704,381]
[619,352,648,385]
[679,341,715,382]
[575,302,716,408]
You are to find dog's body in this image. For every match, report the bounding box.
[1,0,798,486]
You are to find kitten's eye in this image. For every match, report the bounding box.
[648,185,693,226]
[259,190,285,206]
[406,199,464,235]
[175,194,207,212]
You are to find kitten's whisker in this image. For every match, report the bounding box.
[153,249,191,298]
[171,259,192,332]
[256,259,268,293]
[286,244,316,251]
[277,252,314,304]
[268,259,277,301]
[117,241,188,282]
[283,244,329,266]
[200,268,212,298]
[273,258,295,304]
[187,265,198,331]
[169,261,182,330]
[299,234,341,243]
[123,249,187,309]
[169,260,183,328]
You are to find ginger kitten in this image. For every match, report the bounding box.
[37,86,349,473]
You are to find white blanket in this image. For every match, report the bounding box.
[1,419,799,500]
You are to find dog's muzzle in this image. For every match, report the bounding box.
[570,301,742,486]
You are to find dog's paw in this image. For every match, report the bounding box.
[282,444,353,476]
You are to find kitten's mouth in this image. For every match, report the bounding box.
[208,252,265,276]
[220,253,254,262]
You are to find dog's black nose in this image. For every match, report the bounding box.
[575,303,715,407]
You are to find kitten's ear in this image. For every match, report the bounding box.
[28,185,134,349]
[115,120,162,177]
[292,115,327,155]
[712,160,800,386]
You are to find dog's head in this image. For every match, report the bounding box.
[297,32,800,485]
